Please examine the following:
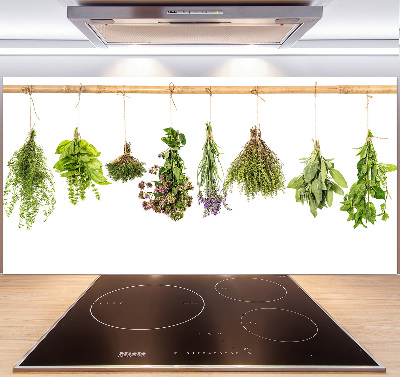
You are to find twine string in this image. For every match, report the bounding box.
[205,86,212,124]
[251,87,265,132]
[27,86,40,132]
[314,81,317,146]
[75,83,83,129]
[169,82,177,127]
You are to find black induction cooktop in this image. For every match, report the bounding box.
[14,275,384,372]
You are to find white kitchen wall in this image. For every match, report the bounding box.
[2,75,397,274]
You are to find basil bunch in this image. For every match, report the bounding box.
[4,130,56,229]
[340,130,396,228]
[288,141,347,217]
[54,127,110,204]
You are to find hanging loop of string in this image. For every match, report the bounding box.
[26,85,40,132]
[313,82,318,148]
[205,86,212,125]
[169,82,177,127]
[115,88,133,153]
[364,93,387,141]
[251,86,265,134]
[75,83,83,136]
[366,92,373,140]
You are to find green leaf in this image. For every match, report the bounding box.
[357,144,367,158]
[179,133,186,146]
[304,160,319,183]
[329,168,348,188]
[309,198,317,217]
[85,143,101,157]
[56,140,71,154]
[327,188,333,207]
[378,163,397,173]
[89,169,110,185]
[287,175,304,189]
[371,185,385,200]
[331,182,344,196]
[173,167,181,181]
[311,179,323,205]
[320,160,327,181]
[87,158,102,170]
[60,170,76,177]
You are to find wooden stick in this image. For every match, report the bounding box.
[3,84,397,95]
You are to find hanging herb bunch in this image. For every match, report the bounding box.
[54,127,110,204]
[106,92,146,182]
[4,129,56,229]
[224,126,285,200]
[340,130,396,228]
[287,141,348,217]
[138,127,194,221]
[106,142,146,182]
[197,122,230,217]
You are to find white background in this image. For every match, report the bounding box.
[3,77,397,274]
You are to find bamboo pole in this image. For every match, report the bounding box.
[2,84,397,95]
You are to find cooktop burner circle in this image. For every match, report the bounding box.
[90,284,205,331]
[241,308,319,342]
[215,277,287,302]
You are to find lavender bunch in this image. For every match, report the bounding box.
[198,186,229,217]
[197,122,231,217]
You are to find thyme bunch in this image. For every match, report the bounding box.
[139,127,194,221]
[197,122,230,217]
[224,126,285,200]
[3,130,56,229]
[340,130,397,228]
[54,127,110,204]
[106,142,146,182]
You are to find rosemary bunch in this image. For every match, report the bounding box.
[224,126,285,200]
[4,129,56,229]
[197,122,230,217]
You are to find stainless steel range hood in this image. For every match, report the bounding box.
[67,5,322,48]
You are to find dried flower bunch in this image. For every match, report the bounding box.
[224,126,285,200]
[54,127,110,204]
[138,127,194,221]
[340,130,396,228]
[4,129,56,229]
[106,142,146,182]
[197,122,230,217]
[288,140,347,217]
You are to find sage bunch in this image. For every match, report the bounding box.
[224,126,285,200]
[288,141,347,217]
[197,122,230,217]
[340,130,396,228]
[3,129,56,229]
[106,142,146,182]
[54,127,110,204]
